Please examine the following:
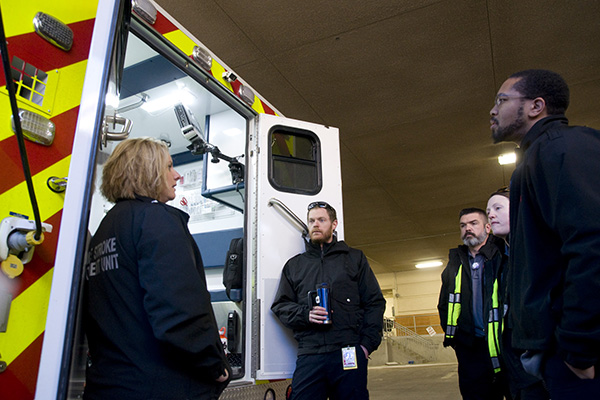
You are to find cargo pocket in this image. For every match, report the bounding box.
[331,281,362,333]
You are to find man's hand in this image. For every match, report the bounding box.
[216,368,229,383]
[566,362,595,379]
[308,306,329,324]
[360,345,369,359]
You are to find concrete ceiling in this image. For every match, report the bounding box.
[156,0,600,274]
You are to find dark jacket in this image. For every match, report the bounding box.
[497,239,547,395]
[508,115,600,369]
[271,238,385,356]
[438,235,505,348]
[83,196,230,400]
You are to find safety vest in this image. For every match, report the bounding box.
[445,264,502,373]
[445,264,463,339]
[488,278,502,373]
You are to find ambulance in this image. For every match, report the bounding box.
[0,0,344,398]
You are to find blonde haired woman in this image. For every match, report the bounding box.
[83,138,230,400]
[487,187,549,400]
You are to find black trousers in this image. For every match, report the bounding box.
[454,337,511,400]
[502,328,549,400]
[290,346,369,400]
[543,352,600,399]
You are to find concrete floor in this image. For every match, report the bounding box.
[368,363,461,400]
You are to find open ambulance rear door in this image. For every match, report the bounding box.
[5,0,346,398]
[247,113,343,381]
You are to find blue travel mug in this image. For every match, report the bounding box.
[316,283,332,324]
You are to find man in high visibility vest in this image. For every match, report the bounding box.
[438,208,511,399]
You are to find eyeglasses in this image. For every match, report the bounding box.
[494,95,528,107]
[308,201,332,211]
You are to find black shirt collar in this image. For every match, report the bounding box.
[520,115,569,152]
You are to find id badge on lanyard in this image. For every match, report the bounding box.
[342,346,357,370]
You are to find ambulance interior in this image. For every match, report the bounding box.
[68,28,250,394]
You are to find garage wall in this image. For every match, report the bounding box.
[377,268,443,317]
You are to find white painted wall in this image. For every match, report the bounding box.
[377,268,443,317]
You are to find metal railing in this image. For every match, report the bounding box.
[383,318,438,362]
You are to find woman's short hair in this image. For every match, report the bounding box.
[489,186,509,200]
[100,137,170,203]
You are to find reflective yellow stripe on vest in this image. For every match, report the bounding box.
[445,264,463,339]
[446,263,503,373]
[487,278,502,373]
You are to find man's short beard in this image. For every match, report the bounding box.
[492,105,525,144]
[463,231,487,248]
[310,231,333,245]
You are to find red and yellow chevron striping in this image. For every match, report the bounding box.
[151,9,277,116]
[0,0,98,398]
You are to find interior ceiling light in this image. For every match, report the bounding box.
[498,152,516,165]
[223,128,243,137]
[415,260,443,269]
[142,87,195,113]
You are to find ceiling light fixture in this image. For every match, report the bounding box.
[498,152,516,165]
[141,87,196,113]
[415,260,443,269]
[222,128,243,137]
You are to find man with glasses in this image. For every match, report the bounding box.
[271,201,385,400]
[490,69,600,398]
[438,208,510,399]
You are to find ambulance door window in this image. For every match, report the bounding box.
[269,127,322,194]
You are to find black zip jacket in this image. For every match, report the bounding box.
[83,196,230,400]
[438,235,505,348]
[271,238,385,356]
[509,115,600,369]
